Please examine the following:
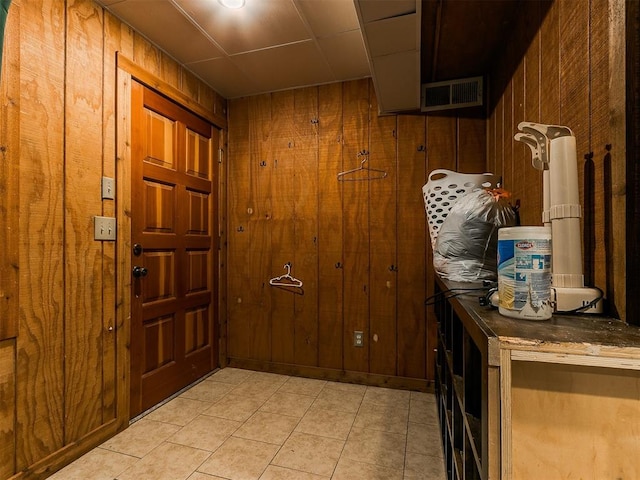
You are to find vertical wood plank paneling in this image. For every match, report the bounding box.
[227,97,253,360]
[540,1,560,124]
[115,67,133,424]
[368,91,398,376]
[502,82,514,193]
[457,116,486,174]
[342,79,370,373]
[511,58,526,208]
[522,1,543,227]
[490,0,623,317]
[64,0,105,442]
[132,31,161,78]
[17,0,65,469]
[246,94,272,361]
[0,0,19,342]
[587,0,609,293]
[396,115,427,379]
[425,115,457,381]
[270,91,295,364]
[218,127,229,367]
[317,83,344,370]
[293,87,319,366]
[102,9,127,426]
[559,0,590,220]
[0,339,16,478]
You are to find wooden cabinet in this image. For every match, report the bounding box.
[435,277,640,480]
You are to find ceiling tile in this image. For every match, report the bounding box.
[357,0,415,24]
[318,31,370,80]
[175,0,311,55]
[108,0,224,63]
[230,41,336,94]
[295,0,359,37]
[364,13,418,57]
[372,50,420,112]
[186,56,261,98]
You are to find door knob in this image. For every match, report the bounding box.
[132,266,148,278]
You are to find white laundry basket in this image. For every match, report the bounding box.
[423,169,499,249]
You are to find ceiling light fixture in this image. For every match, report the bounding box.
[218,0,245,9]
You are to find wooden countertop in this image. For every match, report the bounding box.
[437,277,640,366]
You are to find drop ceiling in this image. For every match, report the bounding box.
[96,0,422,113]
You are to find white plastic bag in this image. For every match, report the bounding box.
[433,189,516,282]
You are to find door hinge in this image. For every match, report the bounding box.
[218,148,224,164]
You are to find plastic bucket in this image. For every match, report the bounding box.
[497,226,552,320]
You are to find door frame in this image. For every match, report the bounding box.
[115,54,227,422]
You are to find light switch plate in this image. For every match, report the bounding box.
[94,216,116,241]
[102,176,115,200]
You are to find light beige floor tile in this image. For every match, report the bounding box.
[331,457,403,480]
[271,432,344,477]
[48,447,138,480]
[341,427,406,469]
[117,442,211,480]
[407,421,443,457]
[145,397,213,426]
[404,452,447,479]
[249,371,290,385]
[209,367,255,385]
[362,386,411,408]
[231,379,283,402]
[198,436,279,480]
[233,411,300,445]
[311,387,364,414]
[353,402,409,434]
[259,391,315,418]
[203,393,265,422]
[295,407,356,440]
[169,414,242,452]
[259,465,329,479]
[322,381,367,395]
[278,376,326,396]
[180,379,237,403]
[100,418,180,457]
[187,472,229,480]
[409,393,439,425]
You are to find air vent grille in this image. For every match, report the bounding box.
[421,76,483,112]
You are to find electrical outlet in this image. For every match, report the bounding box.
[354,331,364,347]
[94,216,116,241]
[102,176,115,200]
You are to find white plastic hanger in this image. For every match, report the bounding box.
[337,150,387,181]
[269,263,303,288]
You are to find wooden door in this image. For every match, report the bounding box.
[130,81,218,417]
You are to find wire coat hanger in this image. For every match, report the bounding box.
[269,263,303,288]
[337,150,387,181]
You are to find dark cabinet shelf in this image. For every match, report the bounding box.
[435,281,487,480]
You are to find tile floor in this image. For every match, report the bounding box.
[50,368,446,480]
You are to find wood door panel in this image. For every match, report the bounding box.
[141,250,176,304]
[142,180,177,234]
[186,250,209,294]
[186,189,210,235]
[186,128,211,179]
[131,80,218,417]
[144,108,176,169]
[185,306,210,355]
[143,315,176,373]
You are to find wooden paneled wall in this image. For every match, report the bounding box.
[226,79,485,386]
[0,1,225,478]
[487,0,627,319]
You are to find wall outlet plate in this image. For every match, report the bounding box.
[94,216,116,241]
[354,331,364,347]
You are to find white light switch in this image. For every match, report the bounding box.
[102,176,115,200]
[94,216,116,241]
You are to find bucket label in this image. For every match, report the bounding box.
[498,238,552,313]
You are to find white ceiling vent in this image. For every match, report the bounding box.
[421,76,483,112]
